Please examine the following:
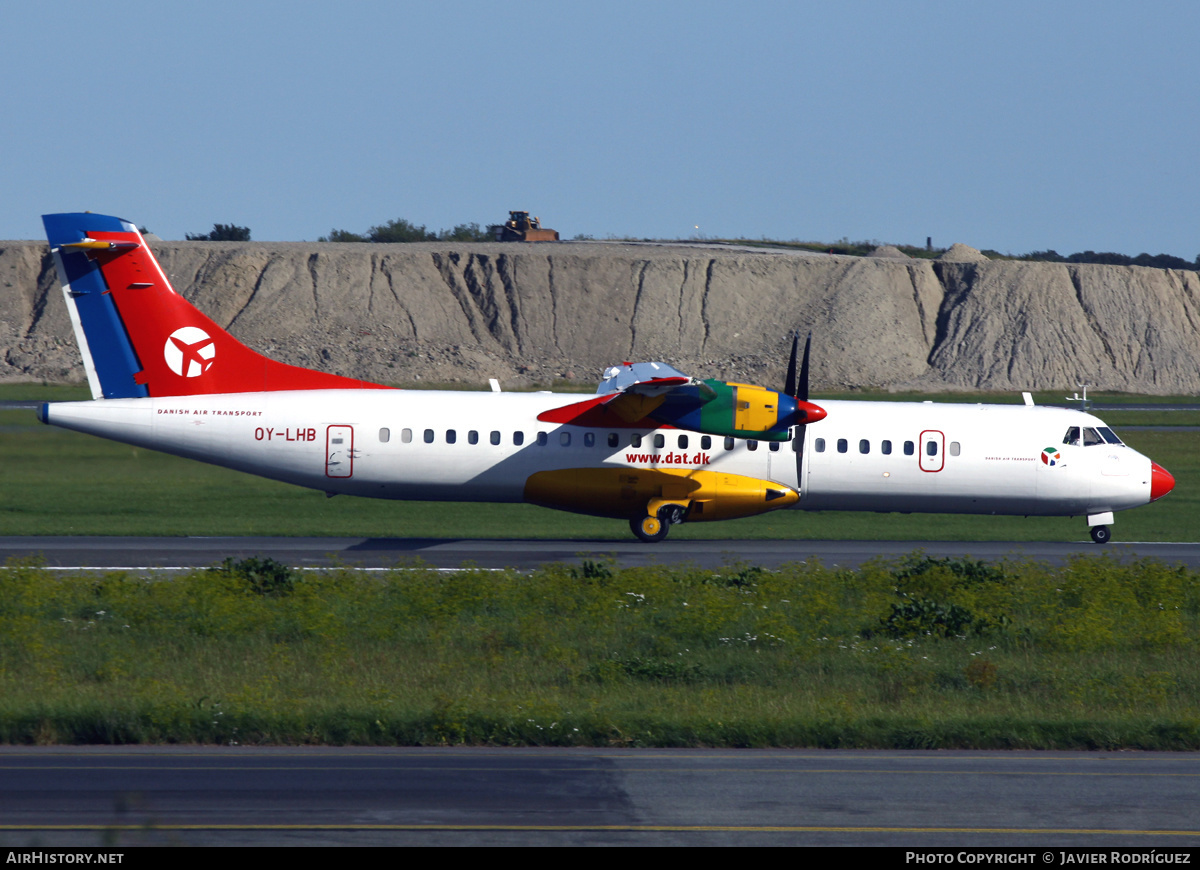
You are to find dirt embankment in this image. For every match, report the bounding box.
[1,240,1197,393]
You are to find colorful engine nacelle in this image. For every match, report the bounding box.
[653,379,824,441]
[537,362,827,440]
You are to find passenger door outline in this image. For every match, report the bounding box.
[919,429,944,473]
[326,425,354,478]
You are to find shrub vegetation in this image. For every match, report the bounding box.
[319,218,490,243]
[2,554,1197,748]
[185,223,251,242]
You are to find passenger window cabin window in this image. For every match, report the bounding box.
[881,440,892,455]
[490,430,501,445]
[678,435,688,449]
[379,428,390,443]
[631,434,642,448]
[769,441,780,452]
[904,441,914,456]
[537,432,548,446]
[950,441,961,456]
[468,430,479,445]
[423,429,434,444]
[560,432,571,446]
[513,432,524,446]
[815,438,825,452]
[724,437,735,450]
[859,439,870,454]
[401,428,412,443]
[654,434,665,449]
[446,429,456,444]
[584,432,595,447]
[608,433,619,448]
[837,438,848,454]
[747,440,758,451]
[926,440,938,456]
[701,436,711,450]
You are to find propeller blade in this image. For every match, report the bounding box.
[798,332,811,403]
[784,332,799,397]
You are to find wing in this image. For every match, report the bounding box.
[539,362,714,427]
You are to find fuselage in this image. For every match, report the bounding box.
[40,390,1162,521]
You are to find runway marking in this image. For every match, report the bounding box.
[36,566,495,573]
[4,765,1199,777]
[1,824,1198,835]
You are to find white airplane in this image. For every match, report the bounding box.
[39,213,1174,544]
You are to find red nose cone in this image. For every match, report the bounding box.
[799,401,827,424]
[1150,462,1175,502]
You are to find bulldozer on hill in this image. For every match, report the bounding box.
[492,210,560,242]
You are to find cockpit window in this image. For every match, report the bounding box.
[1064,425,1122,446]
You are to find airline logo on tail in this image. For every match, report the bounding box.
[165,327,216,378]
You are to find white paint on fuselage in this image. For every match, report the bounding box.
[43,391,1155,520]
[800,400,1151,517]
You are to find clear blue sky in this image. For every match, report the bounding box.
[3,1,1197,257]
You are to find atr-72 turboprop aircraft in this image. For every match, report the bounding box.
[39,213,1174,543]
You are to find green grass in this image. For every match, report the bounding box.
[0,383,91,402]
[2,555,1198,747]
[1,390,1195,540]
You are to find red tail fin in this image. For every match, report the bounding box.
[45,213,391,397]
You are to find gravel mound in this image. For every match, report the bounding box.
[938,243,990,263]
[2,240,1198,394]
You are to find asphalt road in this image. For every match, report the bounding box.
[3,536,1200,571]
[2,747,1198,847]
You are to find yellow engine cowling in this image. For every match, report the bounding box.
[523,467,798,521]
[727,383,783,434]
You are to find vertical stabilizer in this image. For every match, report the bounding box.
[42,213,391,398]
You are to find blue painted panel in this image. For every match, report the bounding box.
[42,213,148,399]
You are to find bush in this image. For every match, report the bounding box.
[210,556,296,597]
[186,223,251,242]
[319,229,368,242]
[319,218,491,243]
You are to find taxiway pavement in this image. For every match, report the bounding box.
[2,536,1199,571]
[2,747,1198,847]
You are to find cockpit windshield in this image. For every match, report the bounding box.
[1062,426,1123,446]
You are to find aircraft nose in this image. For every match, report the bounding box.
[1150,461,1175,502]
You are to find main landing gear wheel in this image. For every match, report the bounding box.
[660,504,686,526]
[631,514,669,543]
[1090,525,1112,545]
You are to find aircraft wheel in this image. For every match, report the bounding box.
[1090,525,1112,545]
[660,504,687,525]
[630,514,670,543]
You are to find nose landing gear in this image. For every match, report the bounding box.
[1090,525,1112,545]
